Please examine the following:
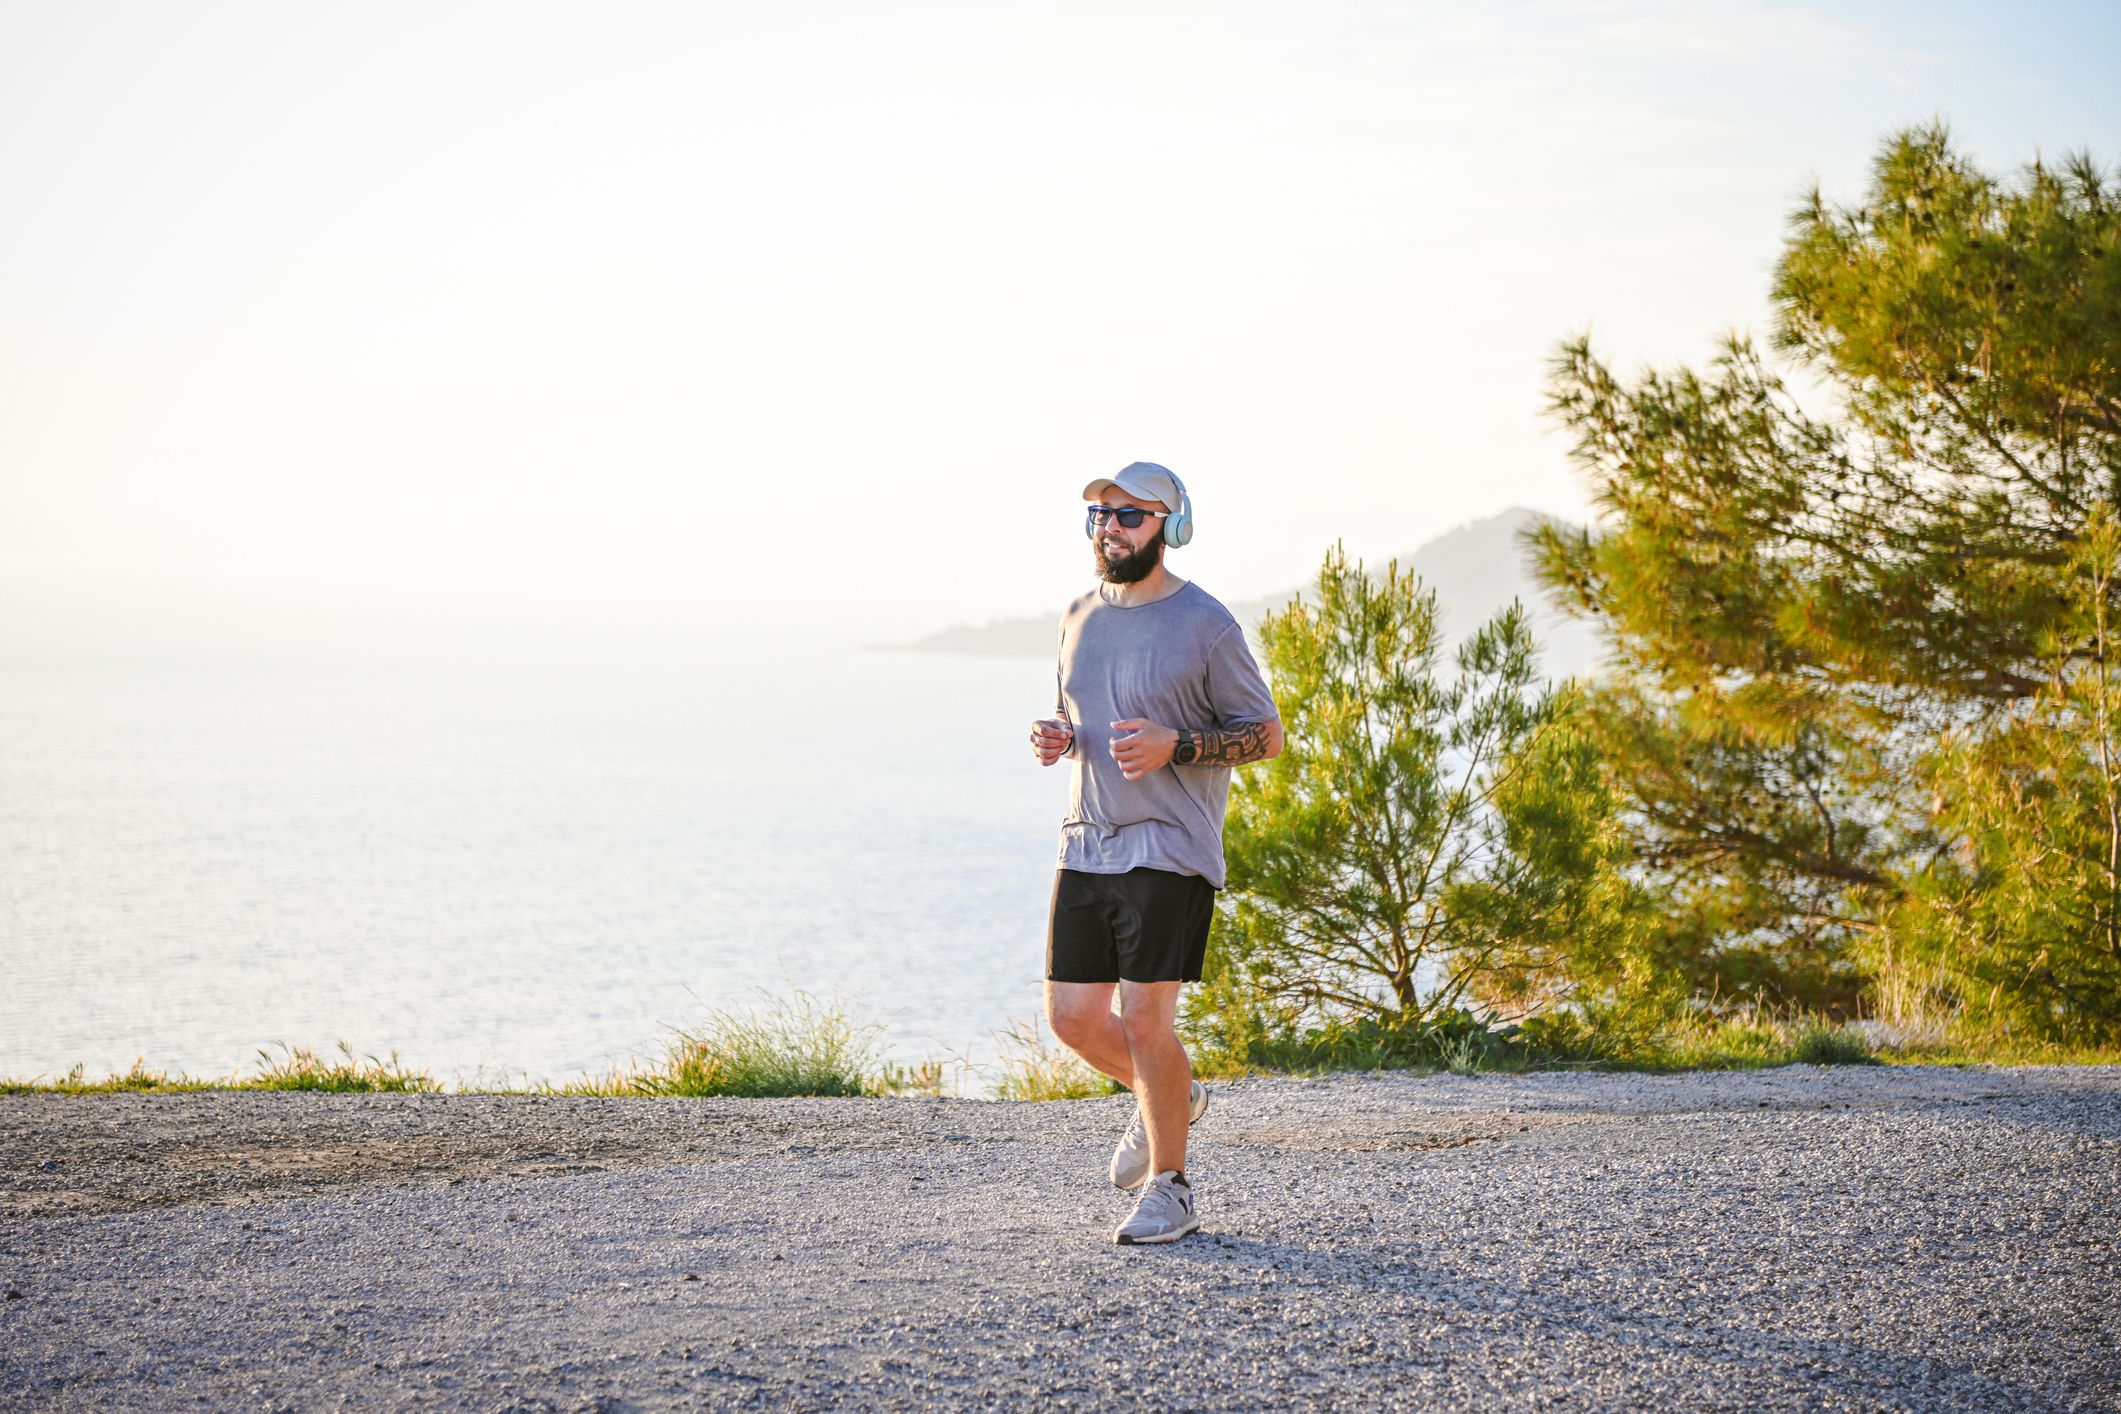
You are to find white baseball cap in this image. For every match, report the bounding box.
[1082,461,1183,512]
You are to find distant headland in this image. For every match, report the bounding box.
[884,506,1604,683]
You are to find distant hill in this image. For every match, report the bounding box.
[894,507,1607,683]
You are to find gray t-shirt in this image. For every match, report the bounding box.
[1054,579,1281,889]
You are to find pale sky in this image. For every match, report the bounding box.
[3,0,2115,649]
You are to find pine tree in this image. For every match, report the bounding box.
[1185,544,1635,1062]
[1531,124,2121,1039]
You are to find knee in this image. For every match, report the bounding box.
[1047,1000,1100,1050]
[1119,1005,1173,1052]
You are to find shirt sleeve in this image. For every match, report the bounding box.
[1204,622,1279,727]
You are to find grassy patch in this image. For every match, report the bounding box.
[2,997,951,1098]
[11,995,2114,1098]
[555,990,887,1099]
[1865,1032,2121,1067]
[2,1041,441,1094]
[991,1017,1120,1101]
[1,1056,213,1095]
[1789,1020,1877,1066]
[1512,1003,1885,1072]
[1632,1018,1843,1071]
[1595,1005,2121,1072]
[868,1059,951,1097]
[1183,1002,1905,1077]
[246,1041,442,1092]
[1188,1007,1546,1079]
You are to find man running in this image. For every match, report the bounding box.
[1028,461,1283,1244]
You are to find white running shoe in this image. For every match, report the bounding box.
[1109,1079,1209,1190]
[1114,1170,1199,1244]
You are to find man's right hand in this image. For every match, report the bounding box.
[1030,717,1076,766]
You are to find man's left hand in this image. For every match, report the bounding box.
[1108,719,1178,780]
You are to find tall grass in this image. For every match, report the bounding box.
[11,990,2115,1099]
[246,1040,441,1091]
[2,1057,211,1095]
[1631,1013,1872,1071]
[1181,1000,1900,1076]
[1188,1007,1547,1078]
[869,1059,951,1097]
[3,996,957,1099]
[991,1016,1120,1100]
[1,1042,441,1094]
[557,990,888,1098]
[1858,1025,2121,1067]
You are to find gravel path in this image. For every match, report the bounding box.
[4,1064,2117,1412]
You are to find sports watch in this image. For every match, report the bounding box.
[1173,728,1198,766]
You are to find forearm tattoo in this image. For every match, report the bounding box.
[1185,721,1276,766]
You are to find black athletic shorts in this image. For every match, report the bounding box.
[1046,867,1217,984]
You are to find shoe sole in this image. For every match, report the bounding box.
[1108,1083,1212,1190]
[1115,1215,1201,1245]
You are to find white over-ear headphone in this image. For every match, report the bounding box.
[1083,462,1195,548]
[1159,468,1193,548]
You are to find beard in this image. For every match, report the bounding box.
[1095,531,1163,584]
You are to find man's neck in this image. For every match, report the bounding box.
[1099,565,1187,607]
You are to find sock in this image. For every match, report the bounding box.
[1168,1169,1188,1188]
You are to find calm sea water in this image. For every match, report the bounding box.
[1,630,1075,1088]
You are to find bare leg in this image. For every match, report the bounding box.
[1045,980,1136,1089]
[1119,980,1191,1176]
